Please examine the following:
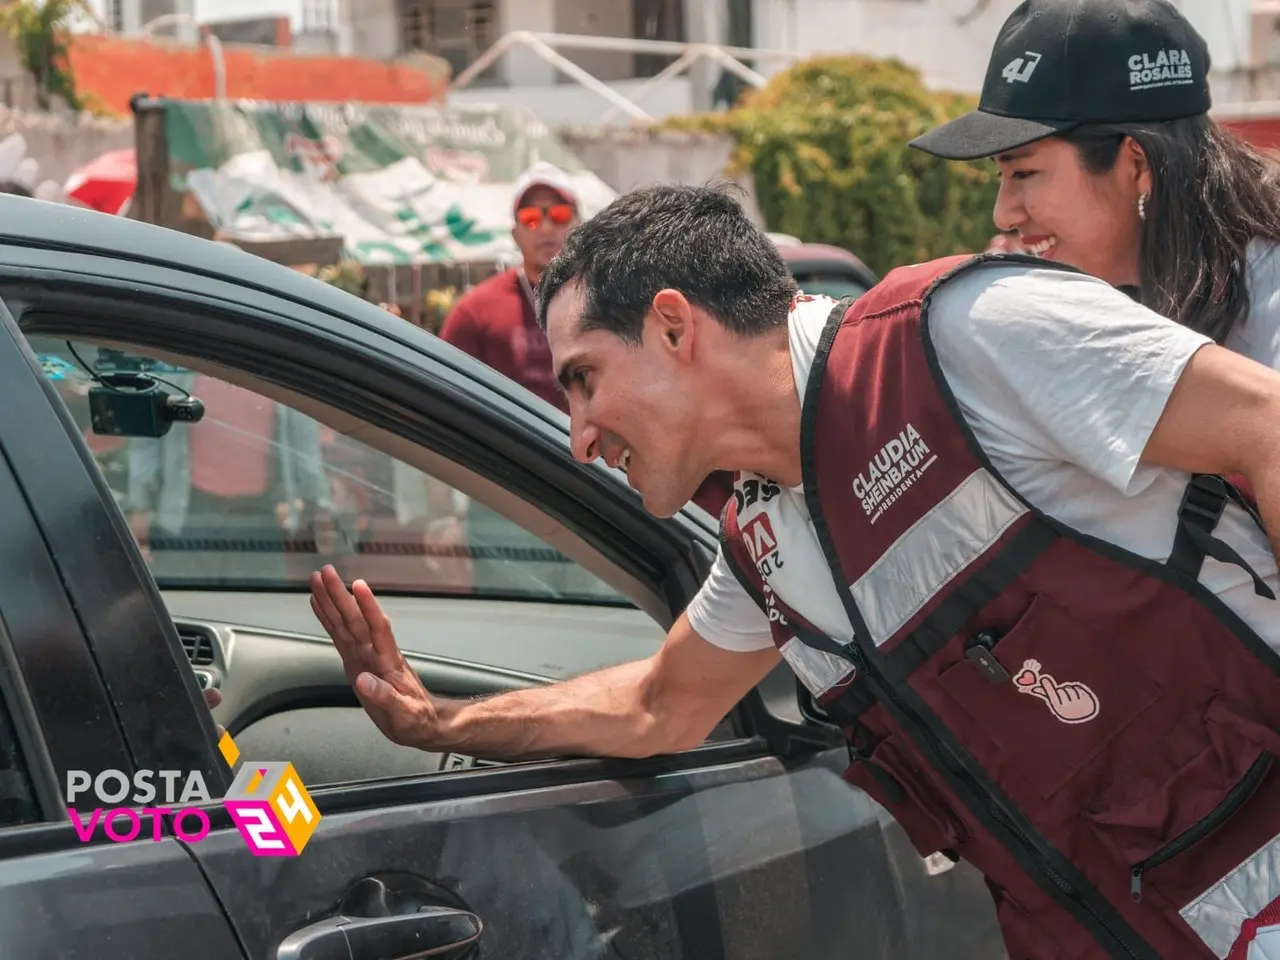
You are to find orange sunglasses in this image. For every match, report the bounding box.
[517,203,575,230]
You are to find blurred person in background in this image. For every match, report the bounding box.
[913,0,1280,377]
[438,161,579,408]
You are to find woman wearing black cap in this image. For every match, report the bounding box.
[912,0,1280,371]
[904,4,1280,958]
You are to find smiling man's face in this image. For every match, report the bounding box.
[544,281,709,518]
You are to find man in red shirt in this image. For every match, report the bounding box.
[438,162,576,410]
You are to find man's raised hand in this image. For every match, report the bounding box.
[308,565,440,748]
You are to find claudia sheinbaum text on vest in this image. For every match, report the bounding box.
[305,88,1280,960]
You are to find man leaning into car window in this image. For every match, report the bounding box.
[302,181,1280,960]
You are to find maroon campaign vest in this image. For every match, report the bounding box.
[721,254,1280,960]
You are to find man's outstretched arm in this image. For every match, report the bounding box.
[310,566,780,762]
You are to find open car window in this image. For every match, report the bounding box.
[29,337,628,607]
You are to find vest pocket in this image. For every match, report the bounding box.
[1086,696,1280,905]
[843,724,970,858]
[932,592,1164,800]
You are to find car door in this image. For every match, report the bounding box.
[0,203,1004,960]
[0,308,245,958]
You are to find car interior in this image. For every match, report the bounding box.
[28,335,741,788]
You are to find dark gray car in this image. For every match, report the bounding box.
[0,197,1004,959]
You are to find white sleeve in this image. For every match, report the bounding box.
[929,266,1213,495]
[684,548,775,652]
[1227,240,1280,371]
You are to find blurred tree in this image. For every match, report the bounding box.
[667,54,1000,276]
[0,0,90,112]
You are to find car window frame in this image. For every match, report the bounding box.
[3,251,708,614]
[6,258,733,683]
[0,293,229,798]
[0,304,171,853]
[2,249,836,788]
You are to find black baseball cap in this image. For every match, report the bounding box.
[910,0,1211,161]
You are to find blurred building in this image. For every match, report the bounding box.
[748,0,1280,108]
[203,15,293,48]
[747,0,1280,148]
[277,1,1279,128]
[309,0,735,124]
[103,0,197,42]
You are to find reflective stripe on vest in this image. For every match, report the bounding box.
[1186,834,1280,958]
[853,467,1025,647]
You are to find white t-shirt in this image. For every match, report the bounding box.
[1227,238,1280,371]
[685,265,1280,654]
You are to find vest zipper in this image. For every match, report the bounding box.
[839,641,1147,960]
[1130,751,1274,903]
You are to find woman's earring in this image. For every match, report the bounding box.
[1138,194,1148,221]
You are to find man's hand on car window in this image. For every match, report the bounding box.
[309,565,438,749]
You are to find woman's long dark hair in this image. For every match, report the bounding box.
[1060,116,1280,343]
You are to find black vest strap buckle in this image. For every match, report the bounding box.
[1179,474,1229,529]
[1169,475,1276,601]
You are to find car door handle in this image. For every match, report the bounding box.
[277,906,483,960]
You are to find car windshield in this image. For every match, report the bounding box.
[31,338,630,607]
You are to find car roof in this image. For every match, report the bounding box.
[0,195,399,324]
[777,241,879,288]
[778,242,864,265]
[0,193,576,444]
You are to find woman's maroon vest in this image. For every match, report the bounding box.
[720,255,1280,960]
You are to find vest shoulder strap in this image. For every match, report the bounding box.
[718,492,768,616]
[1169,474,1274,599]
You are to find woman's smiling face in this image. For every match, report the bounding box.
[992,135,1151,288]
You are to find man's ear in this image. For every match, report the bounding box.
[650,289,694,355]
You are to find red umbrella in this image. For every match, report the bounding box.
[64,148,136,215]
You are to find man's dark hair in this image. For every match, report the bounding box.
[537,183,798,343]
[1061,116,1280,344]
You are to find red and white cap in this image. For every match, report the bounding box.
[512,162,579,216]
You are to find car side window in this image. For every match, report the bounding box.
[29,338,626,605]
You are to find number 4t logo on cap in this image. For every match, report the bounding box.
[1002,51,1042,84]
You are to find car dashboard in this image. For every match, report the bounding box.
[162,591,670,786]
